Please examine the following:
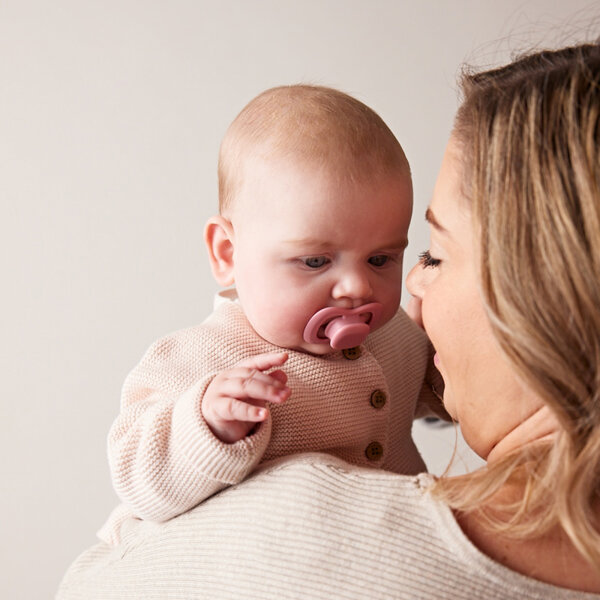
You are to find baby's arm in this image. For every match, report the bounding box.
[108,330,288,523]
[202,352,290,443]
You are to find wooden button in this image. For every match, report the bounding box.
[342,346,362,360]
[365,441,383,461]
[370,390,387,409]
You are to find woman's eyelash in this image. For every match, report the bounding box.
[418,250,441,268]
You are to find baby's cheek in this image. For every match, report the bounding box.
[263,307,306,345]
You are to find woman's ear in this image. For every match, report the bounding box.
[204,216,235,286]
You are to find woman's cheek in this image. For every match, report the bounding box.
[405,296,424,329]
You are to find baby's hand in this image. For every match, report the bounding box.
[202,352,290,443]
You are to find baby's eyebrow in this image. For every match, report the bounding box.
[283,237,409,251]
[282,238,334,250]
[392,238,409,251]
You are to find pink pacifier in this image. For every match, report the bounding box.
[303,302,383,349]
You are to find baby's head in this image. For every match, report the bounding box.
[205,85,413,354]
[217,84,411,217]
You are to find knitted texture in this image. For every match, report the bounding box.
[100,294,441,544]
[58,453,595,600]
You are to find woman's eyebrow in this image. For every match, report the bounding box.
[425,207,447,233]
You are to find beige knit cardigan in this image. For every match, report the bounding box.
[100,293,442,544]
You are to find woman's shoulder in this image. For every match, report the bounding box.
[58,454,600,600]
[251,451,433,490]
[242,452,436,520]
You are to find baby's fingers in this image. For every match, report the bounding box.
[268,369,287,385]
[212,396,269,423]
[202,354,291,444]
[235,351,289,372]
[221,373,290,407]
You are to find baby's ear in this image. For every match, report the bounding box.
[204,216,235,286]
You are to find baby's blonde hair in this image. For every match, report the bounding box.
[436,42,600,569]
[218,84,410,216]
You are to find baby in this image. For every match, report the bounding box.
[99,85,443,544]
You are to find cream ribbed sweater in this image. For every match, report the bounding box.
[100,292,442,544]
[58,453,598,600]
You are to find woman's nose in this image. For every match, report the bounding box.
[405,262,423,299]
[405,263,425,328]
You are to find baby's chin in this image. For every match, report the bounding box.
[253,329,334,356]
[272,338,335,356]
[295,341,338,356]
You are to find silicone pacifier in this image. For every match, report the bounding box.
[303,302,383,349]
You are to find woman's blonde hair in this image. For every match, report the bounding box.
[217,84,410,216]
[435,42,600,567]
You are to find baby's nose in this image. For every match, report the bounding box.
[332,269,373,302]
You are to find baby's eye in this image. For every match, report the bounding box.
[418,250,441,268]
[302,256,329,269]
[368,255,389,267]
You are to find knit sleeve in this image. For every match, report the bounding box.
[107,316,272,523]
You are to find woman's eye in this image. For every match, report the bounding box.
[368,255,389,267]
[303,256,329,269]
[418,250,441,268]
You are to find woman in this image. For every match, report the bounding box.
[57,42,600,599]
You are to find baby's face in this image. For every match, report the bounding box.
[230,158,412,354]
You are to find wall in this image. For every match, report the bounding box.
[1,1,598,597]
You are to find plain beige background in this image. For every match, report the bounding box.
[2,1,599,598]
